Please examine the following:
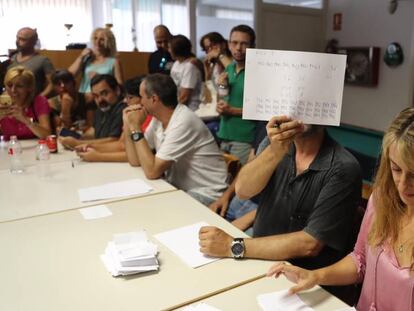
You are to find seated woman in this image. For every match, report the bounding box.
[267,107,414,310]
[0,66,51,139]
[69,27,123,96]
[48,69,95,131]
[75,76,150,162]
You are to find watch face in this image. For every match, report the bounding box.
[231,242,244,256]
[131,132,144,142]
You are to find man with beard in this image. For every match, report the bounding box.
[8,27,55,97]
[60,74,125,149]
[199,117,362,300]
[148,25,173,75]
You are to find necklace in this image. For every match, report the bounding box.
[397,237,414,253]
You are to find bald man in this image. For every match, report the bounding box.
[8,27,55,97]
[148,25,173,75]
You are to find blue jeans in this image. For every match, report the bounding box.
[220,141,252,165]
[225,196,258,222]
[187,190,216,207]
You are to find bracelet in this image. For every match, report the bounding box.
[218,54,225,60]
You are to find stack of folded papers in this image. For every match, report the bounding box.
[101,230,159,276]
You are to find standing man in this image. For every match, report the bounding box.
[148,25,173,75]
[123,74,228,206]
[8,27,55,97]
[60,74,125,149]
[216,25,256,165]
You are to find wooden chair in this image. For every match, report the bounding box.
[222,153,241,183]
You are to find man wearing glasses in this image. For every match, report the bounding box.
[216,25,256,165]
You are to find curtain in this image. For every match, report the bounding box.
[0,0,93,55]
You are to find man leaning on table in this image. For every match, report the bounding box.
[123,73,228,206]
[60,74,125,149]
[199,116,362,301]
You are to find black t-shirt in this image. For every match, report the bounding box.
[148,49,173,75]
[93,101,126,139]
[253,134,362,270]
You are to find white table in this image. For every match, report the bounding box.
[177,273,349,310]
[0,191,273,311]
[0,160,175,223]
[0,139,78,171]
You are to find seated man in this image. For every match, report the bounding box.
[60,74,125,149]
[123,73,228,205]
[200,116,361,271]
[75,76,148,162]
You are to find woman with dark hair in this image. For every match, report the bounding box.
[48,69,95,130]
[169,34,203,111]
[200,32,232,84]
[268,108,414,310]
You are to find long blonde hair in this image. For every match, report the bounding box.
[369,107,414,268]
[91,28,117,57]
[4,66,35,104]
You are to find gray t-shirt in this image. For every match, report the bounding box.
[9,54,55,95]
[145,104,228,200]
[93,101,125,139]
[253,134,362,270]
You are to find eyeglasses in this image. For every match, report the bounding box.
[229,40,250,48]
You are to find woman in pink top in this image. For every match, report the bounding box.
[267,108,414,310]
[0,66,51,139]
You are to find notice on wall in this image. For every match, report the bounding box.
[243,49,347,126]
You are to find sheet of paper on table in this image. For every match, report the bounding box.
[79,205,112,220]
[257,289,314,311]
[78,178,153,202]
[243,49,347,126]
[154,221,220,268]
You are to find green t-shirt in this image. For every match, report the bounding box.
[217,63,255,143]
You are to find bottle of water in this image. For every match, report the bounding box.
[0,135,7,153]
[217,83,229,100]
[8,136,24,174]
[36,139,50,179]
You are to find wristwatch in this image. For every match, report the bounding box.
[130,130,144,142]
[231,238,245,259]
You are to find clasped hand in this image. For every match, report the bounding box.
[122,104,147,131]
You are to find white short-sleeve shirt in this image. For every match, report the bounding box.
[170,59,202,111]
[145,104,227,200]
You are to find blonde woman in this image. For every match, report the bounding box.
[69,27,123,94]
[0,66,51,139]
[268,108,414,310]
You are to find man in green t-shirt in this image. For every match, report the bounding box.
[216,25,256,164]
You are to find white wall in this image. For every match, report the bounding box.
[327,0,414,131]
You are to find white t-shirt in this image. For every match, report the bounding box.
[145,104,228,200]
[170,59,202,111]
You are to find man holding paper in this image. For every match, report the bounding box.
[123,74,228,206]
[199,116,361,299]
[216,25,256,165]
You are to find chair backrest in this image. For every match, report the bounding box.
[223,153,241,183]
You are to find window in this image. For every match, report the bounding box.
[263,0,323,9]
[0,0,93,55]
